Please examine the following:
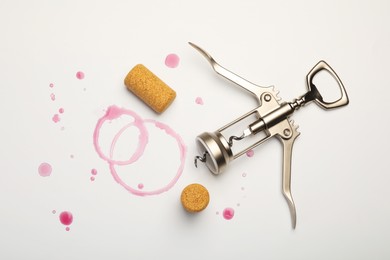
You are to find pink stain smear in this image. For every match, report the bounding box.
[91,168,98,175]
[38,162,52,177]
[50,93,56,101]
[76,71,85,80]
[59,108,64,114]
[246,149,254,157]
[195,97,204,105]
[223,208,235,220]
[52,114,60,123]
[90,176,95,182]
[165,53,180,68]
[93,105,186,196]
[138,183,144,190]
[49,83,54,88]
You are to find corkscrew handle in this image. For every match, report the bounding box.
[305,60,349,110]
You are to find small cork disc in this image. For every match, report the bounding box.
[181,183,210,213]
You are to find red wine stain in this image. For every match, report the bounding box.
[59,211,73,231]
[76,71,85,80]
[93,105,186,196]
[195,97,204,105]
[223,208,235,220]
[38,162,52,177]
[165,53,180,68]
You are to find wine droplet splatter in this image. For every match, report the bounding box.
[76,71,85,80]
[195,97,204,105]
[59,211,73,231]
[165,53,180,68]
[52,114,60,123]
[49,83,54,88]
[246,149,254,157]
[59,211,73,225]
[138,183,144,190]
[38,162,52,177]
[50,93,56,101]
[59,108,64,114]
[90,168,97,182]
[223,208,235,220]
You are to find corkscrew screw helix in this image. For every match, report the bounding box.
[190,42,349,229]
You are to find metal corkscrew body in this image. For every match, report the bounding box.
[190,42,349,229]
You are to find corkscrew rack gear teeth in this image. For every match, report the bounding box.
[190,42,349,229]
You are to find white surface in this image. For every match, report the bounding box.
[1,0,389,259]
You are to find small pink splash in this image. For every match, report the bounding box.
[50,93,56,101]
[90,176,95,182]
[223,207,235,220]
[65,227,70,231]
[195,97,204,105]
[91,168,98,175]
[38,162,52,177]
[59,211,73,226]
[165,53,180,68]
[76,71,85,80]
[138,183,144,190]
[49,83,54,88]
[246,149,254,157]
[52,114,60,123]
[59,108,64,114]
[52,210,57,214]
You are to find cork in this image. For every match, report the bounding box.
[124,64,176,113]
[181,183,210,213]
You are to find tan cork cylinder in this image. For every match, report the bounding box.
[181,183,210,213]
[124,64,176,113]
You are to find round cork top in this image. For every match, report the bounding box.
[181,183,210,213]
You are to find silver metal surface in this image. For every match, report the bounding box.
[195,132,233,175]
[188,42,280,102]
[191,43,349,228]
[306,60,349,109]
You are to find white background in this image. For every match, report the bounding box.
[1,0,389,259]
